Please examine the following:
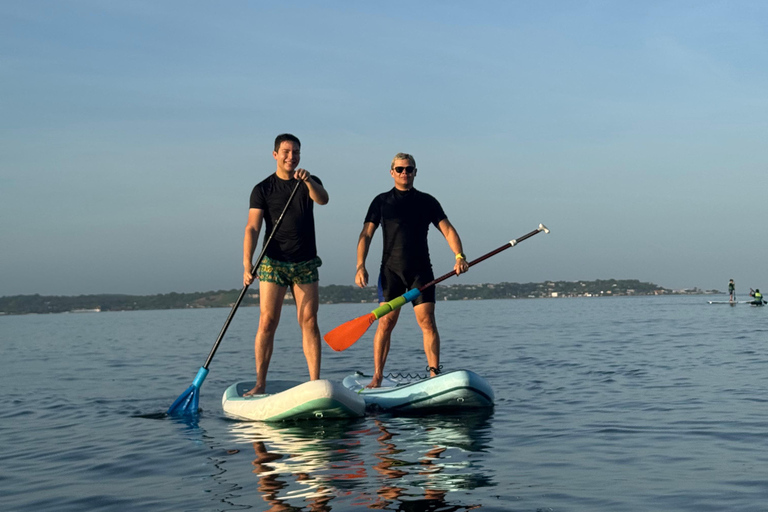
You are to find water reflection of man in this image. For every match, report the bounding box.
[250,441,333,512]
[367,420,478,511]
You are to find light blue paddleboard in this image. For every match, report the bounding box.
[343,369,494,413]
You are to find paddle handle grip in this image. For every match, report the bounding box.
[420,224,549,291]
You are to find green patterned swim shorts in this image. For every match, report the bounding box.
[258,256,322,287]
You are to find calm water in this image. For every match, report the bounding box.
[2,295,768,511]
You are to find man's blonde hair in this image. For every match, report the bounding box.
[390,153,416,169]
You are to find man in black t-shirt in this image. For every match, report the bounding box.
[242,133,329,396]
[355,153,469,388]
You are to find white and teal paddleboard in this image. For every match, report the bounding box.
[708,300,751,304]
[343,369,494,413]
[222,379,365,421]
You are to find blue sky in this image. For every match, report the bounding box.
[2,1,767,296]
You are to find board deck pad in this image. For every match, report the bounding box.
[230,379,304,397]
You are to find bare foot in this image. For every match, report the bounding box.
[365,374,383,389]
[243,384,266,396]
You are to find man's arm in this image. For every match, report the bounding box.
[355,222,378,287]
[294,168,329,205]
[438,218,469,275]
[243,208,264,286]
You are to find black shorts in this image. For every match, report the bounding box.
[377,267,435,305]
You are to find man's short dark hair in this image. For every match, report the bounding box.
[274,133,301,152]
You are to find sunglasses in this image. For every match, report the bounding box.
[393,166,416,174]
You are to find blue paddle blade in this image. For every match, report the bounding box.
[167,367,209,416]
[167,384,200,416]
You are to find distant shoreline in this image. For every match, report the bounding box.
[0,279,720,316]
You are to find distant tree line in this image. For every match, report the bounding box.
[0,290,254,315]
[0,279,710,316]
[321,279,671,303]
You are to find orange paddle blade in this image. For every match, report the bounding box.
[324,313,376,351]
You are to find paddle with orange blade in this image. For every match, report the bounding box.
[324,223,550,351]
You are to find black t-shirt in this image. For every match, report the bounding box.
[364,187,447,272]
[249,173,322,262]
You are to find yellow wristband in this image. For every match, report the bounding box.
[455,253,466,260]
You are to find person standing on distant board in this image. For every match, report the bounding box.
[728,279,735,302]
[355,152,469,388]
[242,133,329,396]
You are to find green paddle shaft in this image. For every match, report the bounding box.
[371,290,420,319]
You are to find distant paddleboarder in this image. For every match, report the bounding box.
[728,279,735,302]
[749,288,764,306]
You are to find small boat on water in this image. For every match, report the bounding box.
[222,379,365,422]
[342,369,494,413]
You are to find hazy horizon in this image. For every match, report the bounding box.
[0,277,724,299]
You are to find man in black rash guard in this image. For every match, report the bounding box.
[355,152,469,388]
[242,133,329,396]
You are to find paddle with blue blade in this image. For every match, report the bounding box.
[168,179,302,416]
[324,223,550,351]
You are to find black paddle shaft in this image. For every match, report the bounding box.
[419,226,547,292]
[202,179,303,369]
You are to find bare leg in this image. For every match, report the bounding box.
[244,281,286,396]
[292,281,321,381]
[367,307,400,388]
[414,302,440,377]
